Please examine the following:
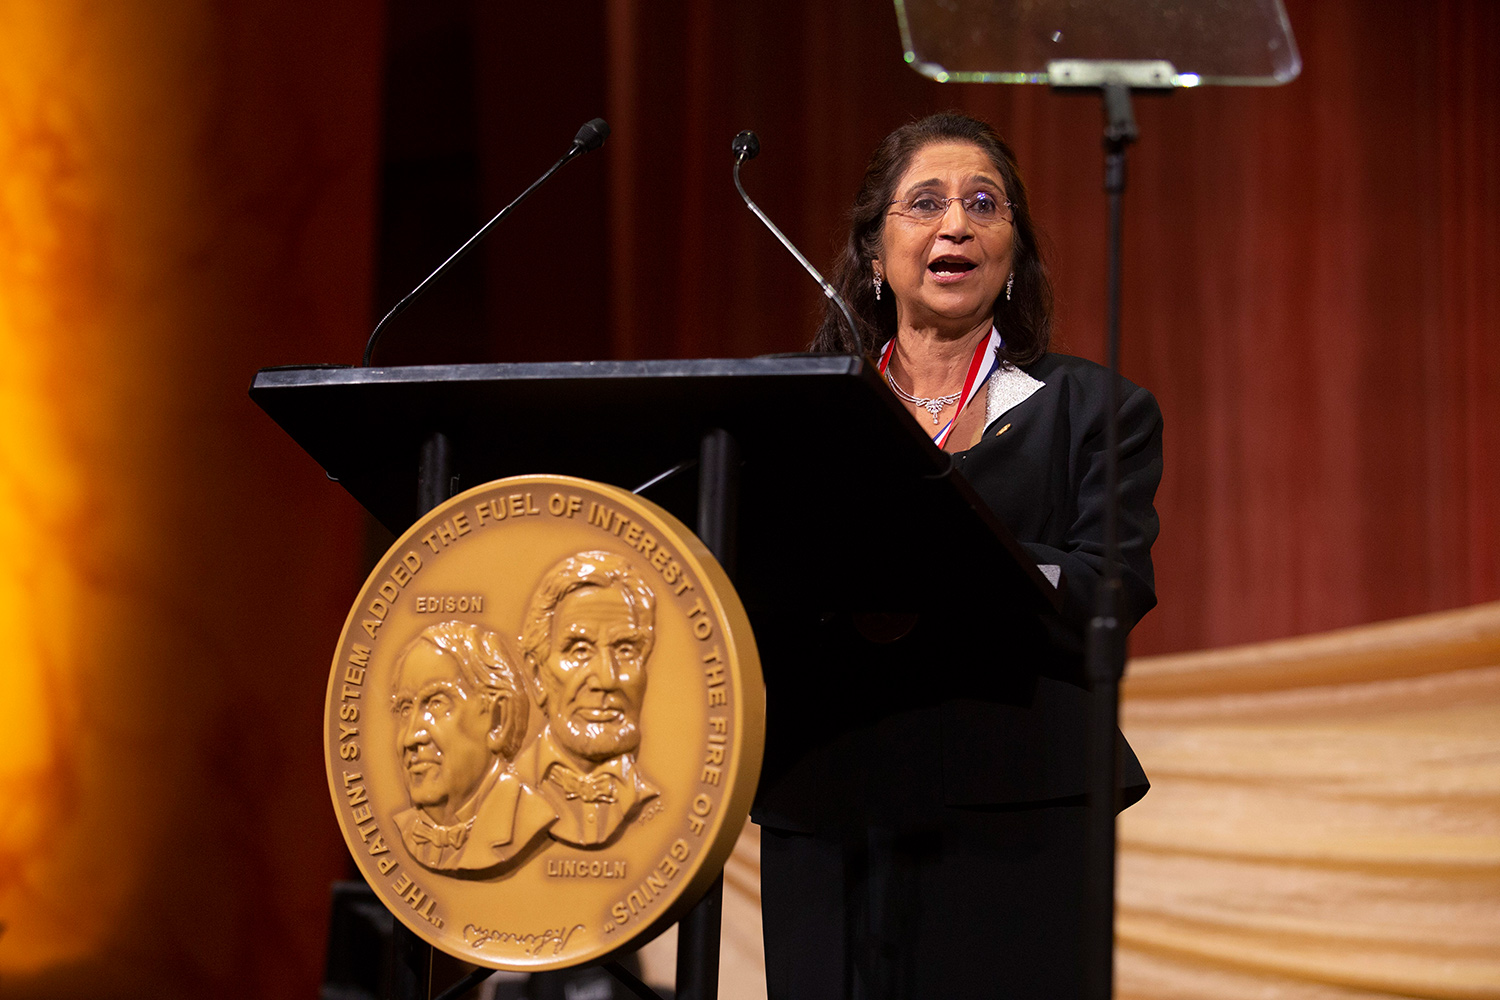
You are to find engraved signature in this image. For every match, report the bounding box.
[464,922,585,956]
[635,798,664,824]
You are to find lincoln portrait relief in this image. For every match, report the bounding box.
[512,550,661,848]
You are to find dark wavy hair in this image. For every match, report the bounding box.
[811,112,1052,366]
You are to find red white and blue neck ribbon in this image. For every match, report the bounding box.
[878,327,1002,448]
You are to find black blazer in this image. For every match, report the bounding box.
[956,352,1162,639]
[752,353,1163,832]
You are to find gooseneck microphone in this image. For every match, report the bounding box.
[731,130,864,357]
[361,117,611,367]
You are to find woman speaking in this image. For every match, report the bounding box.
[752,112,1163,998]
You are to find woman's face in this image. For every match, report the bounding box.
[875,141,1014,335]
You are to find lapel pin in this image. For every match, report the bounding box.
[995,423,1012,437]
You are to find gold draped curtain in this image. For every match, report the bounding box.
[1117,603,1500,999]
[687,603,1500,999]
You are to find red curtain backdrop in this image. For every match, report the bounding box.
[1,1,1494,998]
[378,0,1498,657]
[588,0,1500,656]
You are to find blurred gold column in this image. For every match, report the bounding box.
[0,1,170,971]
[0,2,382,995]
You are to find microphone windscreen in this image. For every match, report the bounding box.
[574,118,610,152]
[732,130,760,161]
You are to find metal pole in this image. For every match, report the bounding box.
[1082,81,1137,1000]
[417,431,454,516]
[673,427,740,1000]
[391,429,455,1000]
[392,919,432,1000]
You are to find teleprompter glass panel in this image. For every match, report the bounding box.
[894,0,1300,87]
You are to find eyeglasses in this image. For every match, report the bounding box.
[887,193,1012,226]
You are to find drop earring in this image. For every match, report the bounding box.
[873,267,883,301]
[1006,271,1014,301]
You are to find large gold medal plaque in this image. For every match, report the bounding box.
[324,475,764,971]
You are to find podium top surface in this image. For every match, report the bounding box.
[250,356,1059,616]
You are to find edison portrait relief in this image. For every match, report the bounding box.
[514,550,660,847]
[391,621,555,872]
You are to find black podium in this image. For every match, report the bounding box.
[252,354,1070,999]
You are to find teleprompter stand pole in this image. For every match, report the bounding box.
[1050,62,1168,1000]
[1080,81,1137,1000]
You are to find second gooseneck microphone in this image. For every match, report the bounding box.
[362,117,611,367]
[731,130,864,357]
